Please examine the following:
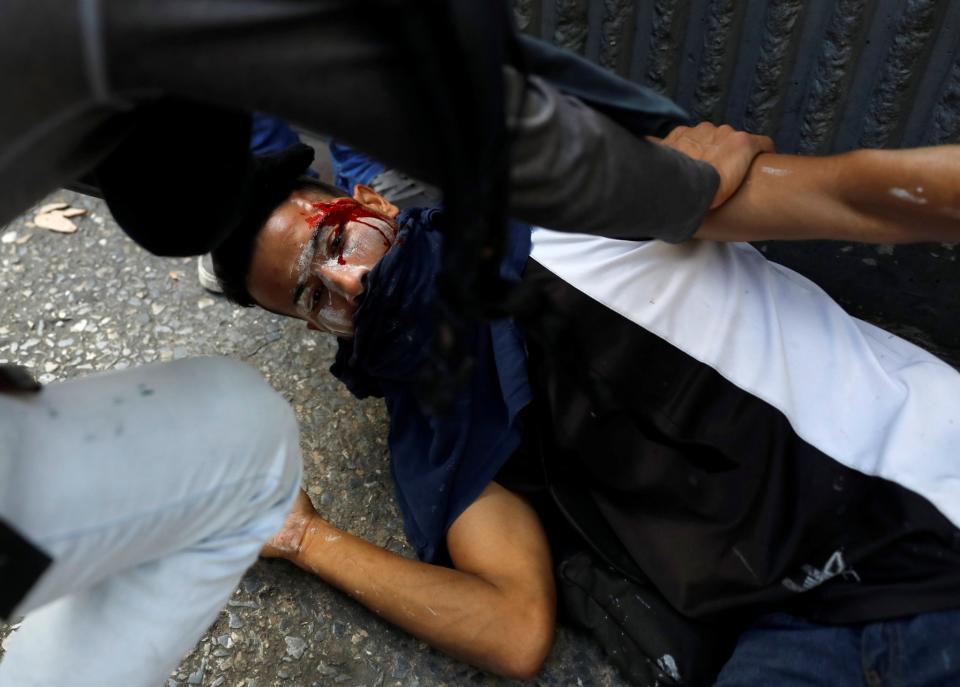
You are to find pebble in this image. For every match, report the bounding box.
[227,599,258,609]
[392,655,412,679]
[316,664,339,677]
[186,666,204,685]
[284,636,307,659]
[2,231,17,244]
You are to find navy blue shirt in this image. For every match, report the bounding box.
[331,208,532,562]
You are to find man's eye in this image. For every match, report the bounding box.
[329,227,345,252]
[311,287,325,309]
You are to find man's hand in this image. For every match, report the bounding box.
[656,123,775,209]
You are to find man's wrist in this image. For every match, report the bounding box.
[292,514,340,571]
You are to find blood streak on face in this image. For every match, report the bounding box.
[291,197,398,336]
[302,198,394,265]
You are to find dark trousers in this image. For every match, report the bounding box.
[715,611,960,687]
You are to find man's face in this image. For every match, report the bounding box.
[246,184,399,336]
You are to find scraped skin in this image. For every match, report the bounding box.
[246,184,399,337]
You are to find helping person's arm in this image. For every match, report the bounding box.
[263,483,556,680]
[680,136,960,243]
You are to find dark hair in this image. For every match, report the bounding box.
[211,176,346,306]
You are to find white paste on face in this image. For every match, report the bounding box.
[760,166,792,177]
[291,205,398,337]
[312,304,355,337]
[889,187,928,205]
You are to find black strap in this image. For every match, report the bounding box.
[394,0,516,410]
[0,519,51,620]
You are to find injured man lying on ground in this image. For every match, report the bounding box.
[210,135,960,686]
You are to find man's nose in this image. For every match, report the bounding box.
[319,265,368,301]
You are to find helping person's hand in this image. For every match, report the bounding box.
[655,123,775,209]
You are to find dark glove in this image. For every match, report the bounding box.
[0,363,41,393]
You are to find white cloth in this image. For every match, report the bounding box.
[0,356,302,687]
[530,228,960,529]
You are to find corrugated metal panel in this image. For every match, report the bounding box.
[517,0,960,152]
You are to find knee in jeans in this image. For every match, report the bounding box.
[182,356,300,469]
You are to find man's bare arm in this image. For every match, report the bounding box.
[694,145,960,243]
[264,483,556,679]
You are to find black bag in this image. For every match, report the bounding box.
[557,548,739,687]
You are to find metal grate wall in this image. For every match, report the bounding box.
[515,0,960,153]
[514,0,960,359]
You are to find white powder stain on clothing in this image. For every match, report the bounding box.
[889,187,928,205]
[657,654,682,681]
[760,166,792,177]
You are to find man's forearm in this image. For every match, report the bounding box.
[696,146,960,243]
[287,514,552,679]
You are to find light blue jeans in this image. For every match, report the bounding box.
[0,357,302,686]
[715,610,960,686]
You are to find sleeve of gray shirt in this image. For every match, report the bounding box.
[504,66,720,243]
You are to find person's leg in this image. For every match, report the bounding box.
[712,613,865,687]
[0,356,301,687]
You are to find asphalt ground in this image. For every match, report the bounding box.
[0,190,623,687]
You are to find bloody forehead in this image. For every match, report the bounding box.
[301,198,371,228]
[301,198,393,253]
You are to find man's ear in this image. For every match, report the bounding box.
[352,184,400,219]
